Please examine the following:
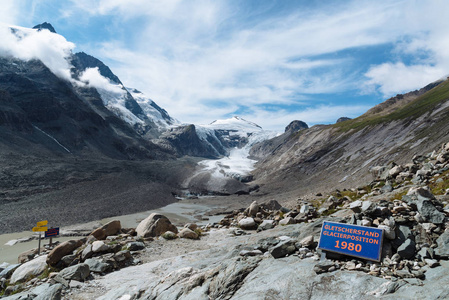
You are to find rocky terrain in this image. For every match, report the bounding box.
[2,141,449,299]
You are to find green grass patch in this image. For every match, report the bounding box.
[334,80,449,133]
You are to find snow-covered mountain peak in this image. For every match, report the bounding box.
[207,116,262,132]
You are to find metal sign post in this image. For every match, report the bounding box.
[32,220,48,255]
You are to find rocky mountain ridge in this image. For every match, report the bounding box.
[250,78,449,204]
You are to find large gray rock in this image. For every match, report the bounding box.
[0,263,20,279]
[58,263,90,281]
[258,220,274,231]
[92,241,109,253]
[397,239,416,259]
[405,188,446,224]
[436,230,449,257]
[10,255,47,284]
[178,228,199,239]
[85,258,110,273]
[247,201,259,217]
[270,239,296,258]
[136,213,178,238]
[33,283,63,300]
[239,217,257,230]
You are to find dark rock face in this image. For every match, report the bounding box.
[285,120,308,133]
[32,22,56,33]
[336,117,351,123]
[159,124,227,158]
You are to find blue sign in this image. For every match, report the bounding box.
[318,221,383,261]
[45,227,59,238]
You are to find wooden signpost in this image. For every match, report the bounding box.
[32,220,48,255]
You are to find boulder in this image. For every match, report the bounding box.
[114,250,132,263]
[18,248,38,264]
[85,258,110,273]
[92,241,109,253]
[435,230,449,257]
[378,225,395,240]
[279,217,295,226]
[90,220,121,240]
[81,244,93,261]
[10,255,47,284]
[270,240,296,258]
[397,239,416,259]
[46,239,84,266]
[239,217,257,230]
[33,283,63,300]
[247,201,259,217]
[178,228,199,239]
[349,200,363,213]
[125,242,145,251]
[260,200,282,211]
[58,263,90,281]
[389,165,403,177]
[299,235,314,247]
[184,223,198,231]
[0,263,20,279]
[136,213,178,238]
[258,220,275,231]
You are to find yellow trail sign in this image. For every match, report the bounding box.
[32,226,48,232]
[36,220,48,227]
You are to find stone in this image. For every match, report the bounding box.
[90,220,121,240]
[239,217,257,230]
[10,255,47,284]
[260,199,282,211]
[397,239,416,259]
[81,244,93,261]
[349,200,363,213]
[18,248,38,264]
[58,263,90,281]
[114,250,132,263]
[85,258,110,273]
[300,205,312,214]
[392,225,412,249]
[299,235,314,247]
[92,241,109,253]
[258,220,274,231]
[381,184,393,194]
[313,260,335,274]
[240,250,263,257]
[270,240,296,258]
[378,225,395,240]
[162,231,178,239]
[61,254,77,267]
[184,223,198,231]
[389,165,403,177]
[279,217,295,226]
[0,263,20,279]
[136,213,178,238]
[33,283,63,300]
[46,239,84,266]
[435,230,449,257]
[424,259,440,268]
[125,241,146,251]
[178,228,199,239]
[417,247,434,260]
[247,201,259,217]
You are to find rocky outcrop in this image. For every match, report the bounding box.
[285,120,308,133]
[10,255,47,284]
[46,239,84,266]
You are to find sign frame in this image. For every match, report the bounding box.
[318,221,384,262]
[45,227,60,238]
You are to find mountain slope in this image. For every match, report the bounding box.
[250,78,449,201]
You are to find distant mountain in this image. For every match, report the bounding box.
[249,78,449,201]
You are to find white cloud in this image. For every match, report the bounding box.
[0,24,75,81]
[364,62,446,96]
[78,67,123,93]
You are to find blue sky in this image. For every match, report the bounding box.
[2,0,449,131]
